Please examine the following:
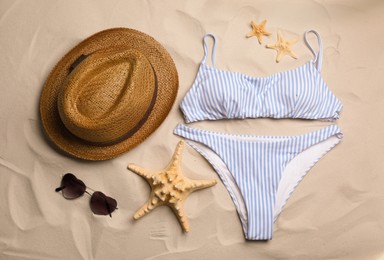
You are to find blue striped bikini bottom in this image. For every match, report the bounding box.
[174,124,343,240]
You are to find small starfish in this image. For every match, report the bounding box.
[246,19,271,44]
[127,140,217,232]
[266,31,298,63]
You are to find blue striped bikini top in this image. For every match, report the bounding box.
[180,30,343,123]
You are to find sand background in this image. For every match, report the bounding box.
[1,0,384,259]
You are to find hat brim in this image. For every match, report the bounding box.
[40,28,178,160]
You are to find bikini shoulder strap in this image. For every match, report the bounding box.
[202,33,217,67]
[304,30,323,71]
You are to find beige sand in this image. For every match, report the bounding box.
[1,0,384,259]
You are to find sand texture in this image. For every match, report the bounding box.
[1,0,384,259]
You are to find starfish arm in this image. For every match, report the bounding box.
[133,195,162,220]
[287,50,298,59]
[256,35,263,44]
[127,164,154,180]
[276,50,284,63]
[172,202,190,232]
[260,20,271,37]
[261,19,267,26]
[246,30,254,38]
[188,178,217,192]
[265,43,284,62]
[288,38,299,45]
[167,140,184,170]
[246,21,256,38]
[265,43,276,49]
[174,140,185,160]
[277,31,283,42]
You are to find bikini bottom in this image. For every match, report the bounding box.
[174,123,343,240]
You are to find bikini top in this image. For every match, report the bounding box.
[180,30,343,123]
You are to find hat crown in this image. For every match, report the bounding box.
[58,48,156,145]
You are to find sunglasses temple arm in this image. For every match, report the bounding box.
[55,186,65,192]
[106,201,112,218]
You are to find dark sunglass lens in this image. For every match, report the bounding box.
[59,173,86,199]
[90,191,117,217]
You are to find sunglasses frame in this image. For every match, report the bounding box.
[55,173,118,217]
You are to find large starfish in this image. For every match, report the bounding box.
[246,19,271,44]
[127,140,217,232]
[266,31,298,63]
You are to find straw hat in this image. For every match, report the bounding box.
[40,28,178,160]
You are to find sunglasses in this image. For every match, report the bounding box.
[55,173,117,217]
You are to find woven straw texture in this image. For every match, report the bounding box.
[40,28,178,160]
